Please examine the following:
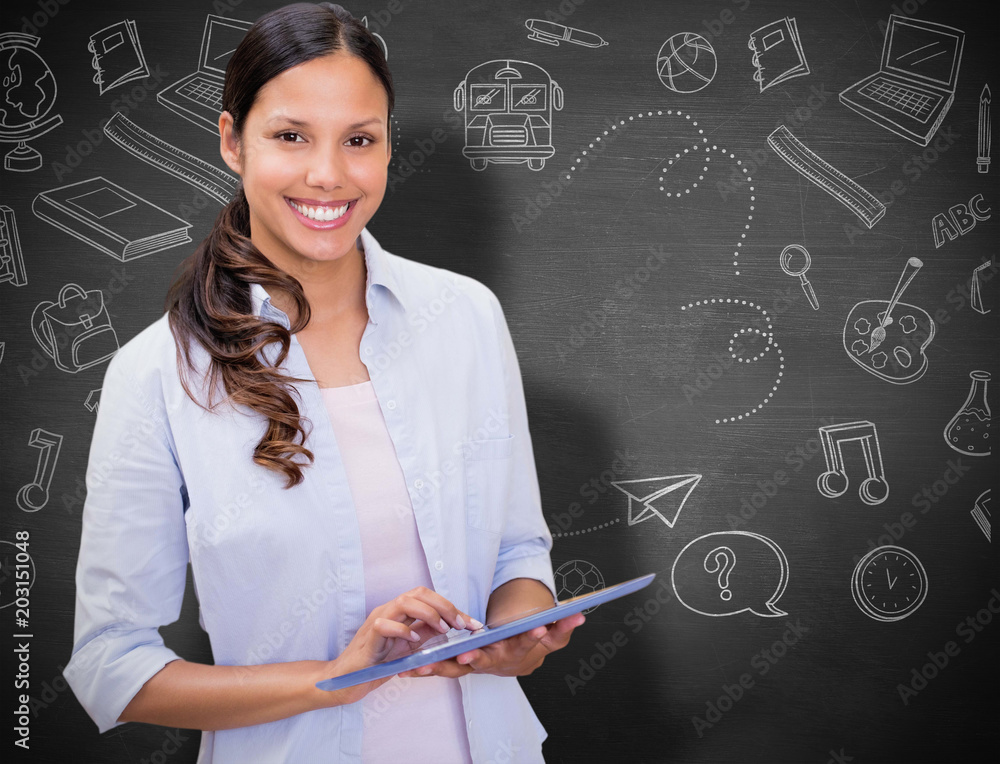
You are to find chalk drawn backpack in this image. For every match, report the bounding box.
[31,283,119,373]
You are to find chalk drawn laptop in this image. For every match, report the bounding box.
[839,15,964,146]
[316,573,656,691]
[157,15,253,134]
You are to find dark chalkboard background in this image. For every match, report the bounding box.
[2,1,997,762]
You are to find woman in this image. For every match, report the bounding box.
[64,3,583,762]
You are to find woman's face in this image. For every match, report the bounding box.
[220,51,391,273]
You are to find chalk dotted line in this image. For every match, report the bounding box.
[562,110,755,275]
[680,299,784,424]
[552,516,622,539]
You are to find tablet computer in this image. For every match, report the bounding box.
[316,572,656,691]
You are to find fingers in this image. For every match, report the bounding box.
[399,659,473,679]
[537,613,585,651]
[371,617,421,644]
[381,587,482,634]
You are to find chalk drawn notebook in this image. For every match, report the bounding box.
[88,20,149,95]
[32,177,191,261]
[748,17,810,92]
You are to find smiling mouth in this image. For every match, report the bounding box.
[286,198,355,222]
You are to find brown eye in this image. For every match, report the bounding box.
[346,134,373,147]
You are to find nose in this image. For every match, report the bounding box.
[304,140,346,190]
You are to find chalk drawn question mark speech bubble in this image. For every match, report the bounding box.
[671,531,789,617]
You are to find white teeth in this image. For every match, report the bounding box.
[289,200,349,222]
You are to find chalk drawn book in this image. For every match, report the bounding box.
[748,17,810,93]
[88,20,149,95]
[32,177,192,261]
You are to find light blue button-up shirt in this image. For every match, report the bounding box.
[64,228,558,763]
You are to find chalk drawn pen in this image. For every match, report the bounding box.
[525,19,608,48]
[978,83,991,174]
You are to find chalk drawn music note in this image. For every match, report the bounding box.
[817,421,889,506]
[16,428,64,512]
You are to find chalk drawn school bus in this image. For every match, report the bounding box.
[453,59,564,171]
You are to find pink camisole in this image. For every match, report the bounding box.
[320,381,472,762]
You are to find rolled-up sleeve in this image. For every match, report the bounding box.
[487,293,557,604]
[63,348,189,734]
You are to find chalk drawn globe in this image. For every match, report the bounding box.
[656,33,717,94]
[555,559,605,614]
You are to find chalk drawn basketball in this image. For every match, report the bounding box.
[657,33,717,94]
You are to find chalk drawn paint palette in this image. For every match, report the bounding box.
[842,300,935,385]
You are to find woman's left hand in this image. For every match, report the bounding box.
[397,612,584,679]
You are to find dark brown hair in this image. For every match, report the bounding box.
[165,3,394,489]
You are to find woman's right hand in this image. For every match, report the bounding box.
[313,586,482,707]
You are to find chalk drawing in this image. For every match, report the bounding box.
[748,17,809,92]
[680,299,784,424]
[839,15,964,146]
[816,421,889,506]
[16,428,63,512]
[611,474,701,528]
[852,545,928,622]
[843,257,934,385]
[453,60,564,171]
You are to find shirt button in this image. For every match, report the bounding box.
[364,347,373,355]
[434,560,444,571]
[386,400,396,410]
[414,479,424,489]
[467,719,473,729]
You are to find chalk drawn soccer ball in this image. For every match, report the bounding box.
[657,33,717,94]
[555,559,606,614]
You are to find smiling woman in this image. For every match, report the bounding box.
[63,3,582,763]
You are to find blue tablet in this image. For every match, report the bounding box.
[316,572,656,691]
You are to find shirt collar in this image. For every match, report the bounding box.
[249,227,408,328]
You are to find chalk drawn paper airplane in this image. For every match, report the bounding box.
[839,15,964,146]
[611,474,701,528]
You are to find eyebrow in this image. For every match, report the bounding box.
[265,116,384,130]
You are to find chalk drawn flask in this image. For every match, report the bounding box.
[944,371,991,456]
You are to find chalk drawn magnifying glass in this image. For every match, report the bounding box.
[780,244,819,311]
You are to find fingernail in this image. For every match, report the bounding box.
[409,630,420,641]
[469,617,484,630]
[455,614,466,630]
[438,618,449,632]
